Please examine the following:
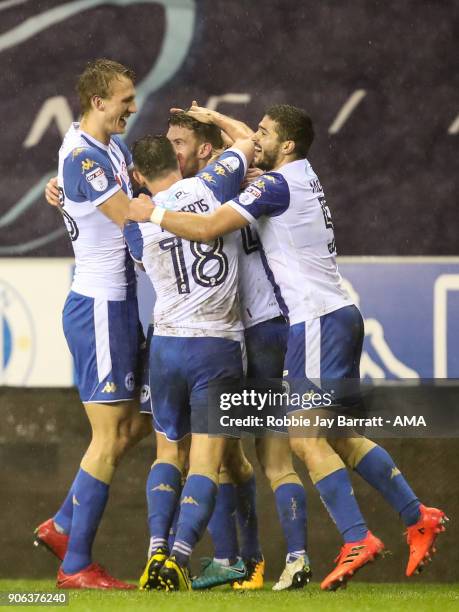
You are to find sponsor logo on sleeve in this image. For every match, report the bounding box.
[200,172,216,184]
[213,164,227,176]
[238,184,262,206]
[219,155,240,173]
[264,174,277,183]
[85,166,109,192]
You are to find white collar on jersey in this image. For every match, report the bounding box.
[74,122,110,152]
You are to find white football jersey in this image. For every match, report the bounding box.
[58,123,135,300]
[237,226,282,328]
[228,159,353,324]
[124,148,247,338]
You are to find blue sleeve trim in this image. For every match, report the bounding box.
[63,147,119,204]
[229,172,290,219]
[197,149,246,203]
[123,221,144,263]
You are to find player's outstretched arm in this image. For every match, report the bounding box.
[128,195,248,242]
[45,176,60,206]
[171,101,254,142]
[99,189,132,228]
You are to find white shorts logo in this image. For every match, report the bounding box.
[86,167,108,192]
[140,384,151,404]
[219,156,240,173]
[125,371,135,392]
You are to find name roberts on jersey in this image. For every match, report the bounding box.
[124,148,248,338]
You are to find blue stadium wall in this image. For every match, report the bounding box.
[0,0,457,581]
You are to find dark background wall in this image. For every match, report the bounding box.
[1,388,457,581]
[1,0,457,583]
[0,0,457,256]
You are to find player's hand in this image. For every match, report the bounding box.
[128,193,154,222]
[45,176,60,207]
[170,100,215,125]
[242,166,264,189]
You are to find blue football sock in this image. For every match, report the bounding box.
[172,474,218,566]
[146,462,182,551]
[208,483,239,562]
[167,492,182,552]
[355,446,420,526]
[53,473,79,534]
[62,469,109,574]
[315,468,367,543]
[236,474,262,561]
[274,483,307,555]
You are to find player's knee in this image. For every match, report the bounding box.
[263,462,296,486]
[289,437,307,463]
[129,415,153,445]
[157,447,186,472]
[289,436,329,468]
[92,429,132,463]
[329,437,376,469]
[222,449,253,484]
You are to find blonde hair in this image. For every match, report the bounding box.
[77,58,135,114]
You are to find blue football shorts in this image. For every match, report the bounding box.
[62,291,143,403]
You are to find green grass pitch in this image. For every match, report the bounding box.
[1,580,458,612]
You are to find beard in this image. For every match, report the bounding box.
[178,154,200,179]
[256,144,280,171]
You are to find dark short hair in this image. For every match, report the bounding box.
[265,104,314,158]
[77,58,136,114]
[132,135,178,181]
[168,112,224,149]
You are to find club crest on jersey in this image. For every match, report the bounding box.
[81,158,95,172]
[239,184,262,205]
[140,384,151,404]
[219,155,240,173]
[86,166,108,192]
[125,371,135,392]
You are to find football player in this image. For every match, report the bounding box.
[124,133,254,590]
[128,102,448,591]
[36,59,151,590]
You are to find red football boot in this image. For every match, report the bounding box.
[320,531,385,591]
[34,519,69,561]
[405,504,448,576]
[57,563,136,590]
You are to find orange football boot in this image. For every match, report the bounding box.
[321,531,384,591]
[405,504,448,576]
